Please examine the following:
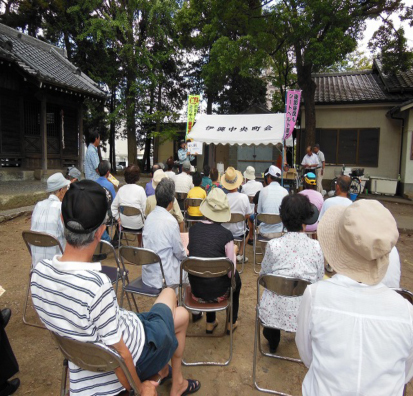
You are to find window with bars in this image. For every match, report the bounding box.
[315,128,380,167]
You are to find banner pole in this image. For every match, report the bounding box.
[281,90,288,187]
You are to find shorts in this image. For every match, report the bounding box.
[135,303,178,381]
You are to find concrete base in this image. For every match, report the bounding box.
[0,191,48,211]
[0,169,35,182]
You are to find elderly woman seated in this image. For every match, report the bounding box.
[187,188,242,334]
[259,194,324,352]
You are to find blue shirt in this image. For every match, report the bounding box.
[145,181,155,197]
[178,148,194,164]
[84,144,99,181]
[96,176,116,201]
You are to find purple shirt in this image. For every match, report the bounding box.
[299,189,324,232]
[145,181,155,197]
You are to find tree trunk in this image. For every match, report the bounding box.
[109,86,116,174]
[143,88,155,172]
[126,72,137,165]
[153,84,162,164]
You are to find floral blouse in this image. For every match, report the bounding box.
[259,232,324,332]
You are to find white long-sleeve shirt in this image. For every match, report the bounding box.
[296,274,413,396]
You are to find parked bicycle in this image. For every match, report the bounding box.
[330,166,364,195]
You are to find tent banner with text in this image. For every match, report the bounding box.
[284,90,301,140]
[185,95,201,138]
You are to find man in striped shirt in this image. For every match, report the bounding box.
[31,180,200,396]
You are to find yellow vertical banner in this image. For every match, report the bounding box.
[185,95,200,139]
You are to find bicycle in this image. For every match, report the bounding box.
[330,166,363,195]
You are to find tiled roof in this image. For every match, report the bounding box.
[374,58,413,93]
[0,23,107,99]
[312,69,413,105]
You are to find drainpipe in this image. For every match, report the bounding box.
[389,112,405,177]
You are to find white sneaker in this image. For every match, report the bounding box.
[236,255,249,263]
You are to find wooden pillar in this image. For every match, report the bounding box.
[78,105,84,172]
[40,95,47,176]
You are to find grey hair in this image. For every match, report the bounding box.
[155,178,175,208]
[64,216,107,248]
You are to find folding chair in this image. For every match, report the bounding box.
[175,192,188,215]
[392,288,413,396]
[50,332,139,396]
[184,198,204,230]
[253,274,311,395]
[118,206,145,247]
[118,246,167,312]
[225,213,247,274]
[179,256,235,366]
[22,230,64,329]
[253,214,284,274]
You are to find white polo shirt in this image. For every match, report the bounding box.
[241,180,263,197]
[174,172,194,193]
[296,274,413,396]
[31,256,145,396]
[301,153,319,170]
[222,192,252,237]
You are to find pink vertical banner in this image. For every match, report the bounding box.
[284,90,301,139]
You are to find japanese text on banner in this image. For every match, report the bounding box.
[284,90,301,140]
[186,95,201,139]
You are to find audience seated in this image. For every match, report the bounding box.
[0,308,20,396]
[221,167,252,263]
[187,188,242,334]
[30,180,200,396]
[111,165,146,241]
[296,200,412,395]
[66,165,81,182]
[165,157,176,181]
[201,165,212,190]
[257,165,288,239]
[318,175,352,220]
[174,161,193,194]
[298,172,323,232]
[145,164,160,197]
[143,178,187,289]
[30,172,69,268]
[145,170,185,232]
[259,194,324,352]
[241,166,263,197]
[186,172,206,218]
[205,167,221,194]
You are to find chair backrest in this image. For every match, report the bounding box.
[93,240,121,266]
[176,192,188,201]
[393,288,413,305]
[257,274,311,302]
[256,213,282,225]
[22,230,63,256]
[181,257,234,282]
[119,205,143,217]
[228,213,245,224]
[119,246,166,286]
[50,332,139,394]
[184,198,203,209]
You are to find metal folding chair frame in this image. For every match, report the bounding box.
[184,197,204,230]
[51,332,139,396]
[226,212,247,274]
[253,274,310,395]
[118,246,167,312]
[179,256,235,366]
[22,230,64,329]
[118,206,144,247]
[253,214,284,274]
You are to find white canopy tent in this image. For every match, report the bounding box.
[187,114,293,146]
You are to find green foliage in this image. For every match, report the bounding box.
[320,50,373,73]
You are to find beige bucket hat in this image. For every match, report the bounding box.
[152,169,168,189]
[199,188,231,223]
[243,166,256,180]
[318,200,399,285]
[220,167,243,190]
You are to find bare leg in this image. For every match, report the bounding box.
[239,240,245,259]
[248,218,254,241]
[179,222,184,233]
[153,288,198,396]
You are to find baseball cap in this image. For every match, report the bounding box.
[62,180,108,234]
[268,165,281,178]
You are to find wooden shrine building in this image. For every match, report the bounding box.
[0,23,107,174]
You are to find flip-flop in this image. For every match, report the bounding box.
[181,379,201,395]
[159,364,172,385]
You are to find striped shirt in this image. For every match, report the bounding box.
[30,194,66,268]
[31,256,145,396]
[85,144,99,181]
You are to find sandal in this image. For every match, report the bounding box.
[181,379,201,395]
[159,364,172,385]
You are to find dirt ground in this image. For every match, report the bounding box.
[1,208,413,396]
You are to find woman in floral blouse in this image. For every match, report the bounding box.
[259,194,324,352]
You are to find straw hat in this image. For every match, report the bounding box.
[199,188,231,223]
[243,166,256,180]
[220,167,243,190]
[152,169,168,189]
[318,200,398,285]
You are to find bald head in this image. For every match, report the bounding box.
[306,146,312,155]
[336,175,351,196]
